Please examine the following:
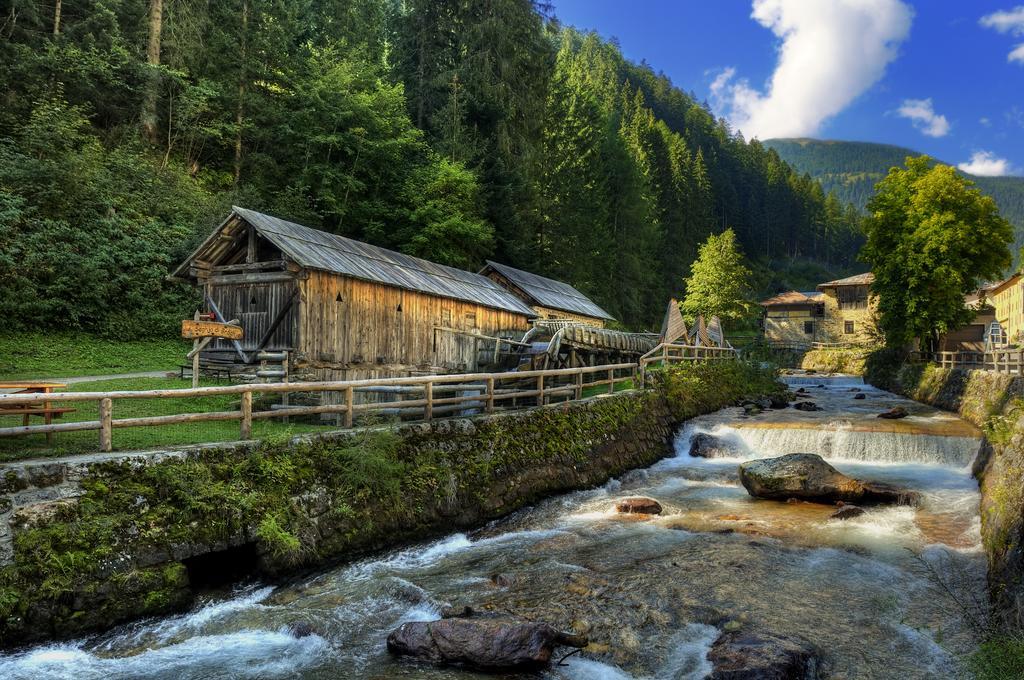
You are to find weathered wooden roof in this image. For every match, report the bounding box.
[174,207,537,316]
[481,261,615,321]
[817,272,874,289]
[760,290,825,306]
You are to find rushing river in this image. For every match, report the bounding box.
[0,374,988,679]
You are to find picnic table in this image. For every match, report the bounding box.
[0,382,75,444]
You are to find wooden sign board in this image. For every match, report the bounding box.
[181,319,243,340]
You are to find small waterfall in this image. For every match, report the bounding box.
[684,423,980,467]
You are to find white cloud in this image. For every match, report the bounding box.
[896,98,951,137]
[980,6,1024,65]
[957,150,1017,176]
[980,116,992,126]
[709,0,913,139]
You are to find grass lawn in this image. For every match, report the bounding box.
[0,332,185,380]
[0,377,337,461]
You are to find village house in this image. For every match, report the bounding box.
[760,273,877,345]
[480,261,615,328]
[171,207,537,382]
[816,273,876,343]
[987,273,1022,347]
[759,291,827,344]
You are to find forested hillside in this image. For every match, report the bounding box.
[765,138,1024,254]
[0,0,861,336]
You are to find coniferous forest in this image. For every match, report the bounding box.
[0,0,863,336]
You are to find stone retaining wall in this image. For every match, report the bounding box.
[0,391,680,647]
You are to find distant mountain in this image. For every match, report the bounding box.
[764,138,1024,254]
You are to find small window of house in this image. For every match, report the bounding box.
[803,320,814,335]
[844,320,855,334]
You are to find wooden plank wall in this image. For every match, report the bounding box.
[298,271,531,381]
[207,278,297,351]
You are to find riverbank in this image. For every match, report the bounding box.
[0,361,784,647]
[865,354,1024,634]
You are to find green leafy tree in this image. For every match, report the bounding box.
[681,228,754,325]
[861,156,1013,348]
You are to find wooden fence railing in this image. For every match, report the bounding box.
[0,364,639,453]
[638,343,737,374]
[910,349,1024,375]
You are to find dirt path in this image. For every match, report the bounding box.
[3,371,170,387]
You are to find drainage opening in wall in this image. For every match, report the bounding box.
[183,543,261,590]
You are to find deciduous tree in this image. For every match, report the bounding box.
[861,156,1013,348]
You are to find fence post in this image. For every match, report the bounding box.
[537,375,545,405]
[607,367,614,394]
[240,389,252,440]
[99,398,112,452]
[425,381,433,421]
[486,377,495,413]
[575,370,583,400]
[344,386,354,428]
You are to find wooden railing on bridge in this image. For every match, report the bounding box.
[638,342,737,374]
[910,348,1024,375]
[0,364,639,453]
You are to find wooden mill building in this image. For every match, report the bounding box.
[171,207,536,381]
[480,261,614,328]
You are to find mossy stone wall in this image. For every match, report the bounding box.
[865,360,1024,630]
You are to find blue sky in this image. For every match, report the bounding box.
[551,0,1024,176]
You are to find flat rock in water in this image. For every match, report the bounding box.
[738,453,920,506]
[792,401,820,412]
[708,630,821,679]
[386,617,586,670]
[853,393,866,400]
[615,496,663,515]
[877,406,908,419]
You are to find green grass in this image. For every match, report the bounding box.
[0,332,184,380]
[0,377,333,461]
[968,634,1024,680]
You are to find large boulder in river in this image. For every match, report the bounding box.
[689,433,740,459]
[386,616,586,670]
[614,497,663,514]
[738,454,920,506]
[709,630,821,679]
[792,401,820,412]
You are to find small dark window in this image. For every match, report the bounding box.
[803,320,814,335]
[844,320,855,334]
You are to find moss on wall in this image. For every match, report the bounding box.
[0,361,782,646]
[799,347,871,375]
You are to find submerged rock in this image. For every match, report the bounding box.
[877,406,908,419]
[853,393,866,400]
[829,504,865,520]
[386,616,586,670]
[689,433,740,459]
[792,401,820,412]
[708,629,821,679]
[615,497,663,515]
[738,453,920,506]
